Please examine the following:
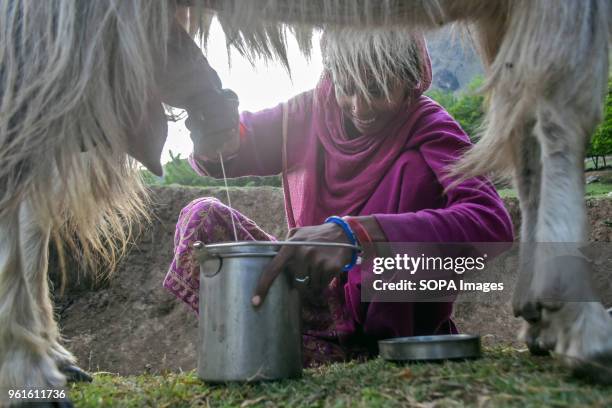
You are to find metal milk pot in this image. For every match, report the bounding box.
[194,240,358,382]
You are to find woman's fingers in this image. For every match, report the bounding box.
[252,224,354,305]
[252,246,294,307]
[187,121,240,160]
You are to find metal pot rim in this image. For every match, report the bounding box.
[196,240,360,257]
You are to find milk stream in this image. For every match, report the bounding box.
[219,152,238,241]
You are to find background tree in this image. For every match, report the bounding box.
[427,76,485,142]
[587,76,612,170]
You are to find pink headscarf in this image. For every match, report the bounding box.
[283,36,433,229]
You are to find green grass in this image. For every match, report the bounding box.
[497,183,612,199]
[585,183,612,197]
[70,347,612,407]
[497,188,517,199]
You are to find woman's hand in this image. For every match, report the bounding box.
[190,128,241,162]
[251,223,353,306]
[185,90,241,161]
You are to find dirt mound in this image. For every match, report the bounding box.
[55,187,612,375]
[56,186,285,375]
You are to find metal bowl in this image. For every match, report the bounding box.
[379,334,481,362]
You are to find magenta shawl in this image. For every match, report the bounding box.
[284,39,433,228]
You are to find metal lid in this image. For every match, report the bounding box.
[379,334,481,361]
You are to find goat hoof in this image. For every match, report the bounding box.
[60,364,93,383]
[520,321,552,356]
[527,342,551,356]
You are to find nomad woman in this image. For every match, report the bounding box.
[163,29,513,366]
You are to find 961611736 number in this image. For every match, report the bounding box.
[7,389,66,400]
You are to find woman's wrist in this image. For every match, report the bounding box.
[344,215,387,242]
[324,216,359,271]
[342,215,385,259]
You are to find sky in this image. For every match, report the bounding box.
[163,19,324,163]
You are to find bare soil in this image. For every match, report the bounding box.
[53,186,612,375]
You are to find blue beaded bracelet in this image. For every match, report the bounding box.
[325,216,359,271]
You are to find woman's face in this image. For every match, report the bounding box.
[335,80,407,136]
